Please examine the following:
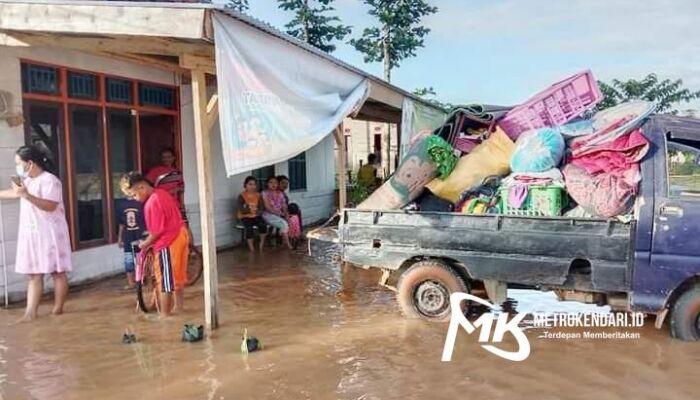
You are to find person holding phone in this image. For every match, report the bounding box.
[0,146,72,322]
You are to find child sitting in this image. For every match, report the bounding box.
[115,189,146,290]
[237,176,268,252]
[287,203,302,249]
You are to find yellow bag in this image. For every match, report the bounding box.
[426,128,515,203]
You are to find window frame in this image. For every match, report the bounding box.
[666,140,700,200]
[288,152,307,192]
[252,165,276,191]
[21,59,181,250]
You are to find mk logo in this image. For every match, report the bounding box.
[442,293,531,362]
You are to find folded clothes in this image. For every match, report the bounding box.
[569,129,649,176]
[569,100,654,154]
[502,168,565,188]
[508,185,529,208]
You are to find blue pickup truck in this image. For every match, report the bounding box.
[337,115,700,340]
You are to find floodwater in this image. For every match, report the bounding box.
[1,243,698,400]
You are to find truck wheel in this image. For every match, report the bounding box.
[397,260,468,322]
[670,286,700,341]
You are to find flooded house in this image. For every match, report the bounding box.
[0,0,440,315]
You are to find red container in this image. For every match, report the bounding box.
[499,70,602,140]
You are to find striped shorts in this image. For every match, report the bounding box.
[153,227,190,293]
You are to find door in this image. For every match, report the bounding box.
[139,113,176,173]
[651,141,700,260]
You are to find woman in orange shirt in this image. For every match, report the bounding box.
[237,176,268,252]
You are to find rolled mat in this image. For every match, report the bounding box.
[358,136,453,210]
[426,128,515,203]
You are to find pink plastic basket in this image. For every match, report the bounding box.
[499,70,602,140]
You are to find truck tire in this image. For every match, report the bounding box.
[397,260,468,322]
[670,286,700,341]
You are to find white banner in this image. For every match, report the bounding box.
[213,13,369,176]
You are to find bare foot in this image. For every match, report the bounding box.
[16,314,36,323]
[51,308,64,316]
[171,307,183,315]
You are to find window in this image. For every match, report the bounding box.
[21,61,180,249]
[106,78,132,104]
[68,72,98,100]
[252,165,276,190]
[667,141,700,197]
[139,83,175,109]
[108,110,137,199]
[70,106,106,243]
[23,102,65,180]
[288,152,307,191]
[21,63,59,95]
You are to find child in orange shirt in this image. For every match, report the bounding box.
[238,176,268,252]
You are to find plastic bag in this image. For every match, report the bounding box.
[510,127,565,173]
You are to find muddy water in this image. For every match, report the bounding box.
[1,244,698,400]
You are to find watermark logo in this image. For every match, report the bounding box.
[442,293,531,362]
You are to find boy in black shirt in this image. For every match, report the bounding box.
[116,195,146,289]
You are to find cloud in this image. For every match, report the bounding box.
[422,0,700,109]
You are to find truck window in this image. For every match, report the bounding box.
[667,141,700,197]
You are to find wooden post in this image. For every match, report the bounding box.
[191,69,219,329]
[335,125,347,210]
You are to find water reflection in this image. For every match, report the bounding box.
[0,246,698,400]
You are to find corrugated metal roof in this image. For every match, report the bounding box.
[0,0,444,111]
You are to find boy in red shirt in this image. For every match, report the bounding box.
[124,173,190,316]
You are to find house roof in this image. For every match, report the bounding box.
[0,0,445,114]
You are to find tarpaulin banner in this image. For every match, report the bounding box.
[213,12,369,176]
[400,98,447,160]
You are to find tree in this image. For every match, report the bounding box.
[225,0,248,12]
[277,0,351,53]
[413,86,453,111]
[350,0,437,83]
[597,74,700,114]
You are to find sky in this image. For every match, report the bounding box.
[217,0,700,111]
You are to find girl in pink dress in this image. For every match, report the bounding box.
[261,177,294,250]
[0,146,72,321]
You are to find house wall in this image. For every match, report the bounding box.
[342,118,398,179]
[0,44,337,302]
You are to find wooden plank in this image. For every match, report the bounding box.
[191,69,219,330]
[206,93,219,132]
[335,125,347,209]
[180,54,216,75]
[5,32,214,58]
[0,3,206,39]
[96,51,187,74]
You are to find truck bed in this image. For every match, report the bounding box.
[339,210,634,292]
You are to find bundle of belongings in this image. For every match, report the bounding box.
[357,69,654,221]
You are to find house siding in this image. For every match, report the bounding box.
[0,44,337,302]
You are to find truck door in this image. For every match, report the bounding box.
[651,140,700,265]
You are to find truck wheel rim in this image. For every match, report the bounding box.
[415,280,450,317]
